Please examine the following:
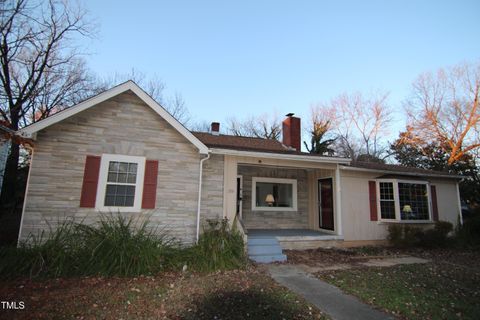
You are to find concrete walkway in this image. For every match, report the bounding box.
[268,264,394,320]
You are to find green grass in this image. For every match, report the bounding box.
[318,263,480,319]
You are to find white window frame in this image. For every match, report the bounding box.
[377,179,398,222]
[95,154,146,213]
[252,177,298,212]
[376,179,432,223]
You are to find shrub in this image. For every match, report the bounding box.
[387,224,403,246]
[434,220,454,235]
[387,224,422,247]
[456,215,480,248]
[387,221,453,248]
[418,221,453,248]
[0,214,177,279]
[0,215,248,279]
[190,218,247,272]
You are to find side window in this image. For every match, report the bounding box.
[96,154,146,212]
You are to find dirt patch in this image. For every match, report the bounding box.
[286,246,480,271]
[285,248,363,266]
[285,246,406,268]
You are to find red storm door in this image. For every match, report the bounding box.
[318,178,334,231]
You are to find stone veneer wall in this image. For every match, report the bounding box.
[20,91,215,244]
[238,165,309,229]
[200,154,224,224]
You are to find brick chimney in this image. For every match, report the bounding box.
[282,113,301,151]
[211,122,220,136]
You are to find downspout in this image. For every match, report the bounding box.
[456,181,464,226]
[196,153,210,243]
[335,164,343,236]
[17,143,34,247]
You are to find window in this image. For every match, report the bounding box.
[379,182,396,220]
[105,161,138,207]
[398,183,429,220]
[377,180,431,222]
[252,177,297,211]
[96,154,146,212]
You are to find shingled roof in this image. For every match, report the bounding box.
[192,132,292,153]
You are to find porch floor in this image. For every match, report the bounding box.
[247,228,333,238]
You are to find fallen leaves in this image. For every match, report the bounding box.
[0,266,327,320]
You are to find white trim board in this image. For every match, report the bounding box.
[210,148,351,165]
[18,81,209,154]
[339,165,462,179]
[95,154,146,213]
[251,177,298,212]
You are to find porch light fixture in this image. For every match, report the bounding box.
[265,194,275,206]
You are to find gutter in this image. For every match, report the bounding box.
[17,144,34,246]
[338,165,463,180]
[196,153,210,243]
[209,148,351,164]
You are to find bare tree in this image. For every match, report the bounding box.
[0,0,96,206]
[313,91,392,160]
[189,120,211,133]
[100,69,191,125]
[226,113,281,140]
[304,106,336,155]
[403,62,480,165]
[21,59,101,126]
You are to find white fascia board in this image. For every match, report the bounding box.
[339,165,463,179]
[209,148,351,164]
[18,81,209,154]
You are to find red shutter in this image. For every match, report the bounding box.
[142,160,159,209]
[80,155,101,207]
[368,181,378,221]
[431,185,439,221]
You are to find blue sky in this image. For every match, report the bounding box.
[82,0,479,138]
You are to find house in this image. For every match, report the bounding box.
[17,81,463,261]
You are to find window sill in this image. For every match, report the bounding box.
[377,220,434,225]
[96,207,142,213]
[252,207,297,212]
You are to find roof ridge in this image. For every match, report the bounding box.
[191,131,283,142]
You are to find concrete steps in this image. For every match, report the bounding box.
[247,235,287,263]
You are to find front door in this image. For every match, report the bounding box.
[318,178,334,230]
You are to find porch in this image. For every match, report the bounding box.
[245,228,345,263]
[234,162,343,237]
[217,151,350,262]
[247,228,344,252]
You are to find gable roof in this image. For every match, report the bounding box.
[18,81,209,154]
[192,132,352,164]
[341,161,462,179]
[192,132,290,153]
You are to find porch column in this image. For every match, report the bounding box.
[335,164,343,236]
[223,155,238,223]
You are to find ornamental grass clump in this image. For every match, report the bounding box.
[191,218,247,272]
[0,214,177,279]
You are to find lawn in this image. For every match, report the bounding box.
[0,266,328,320]
[314,248,480,320]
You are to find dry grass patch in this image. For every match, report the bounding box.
[0,266,328,320]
